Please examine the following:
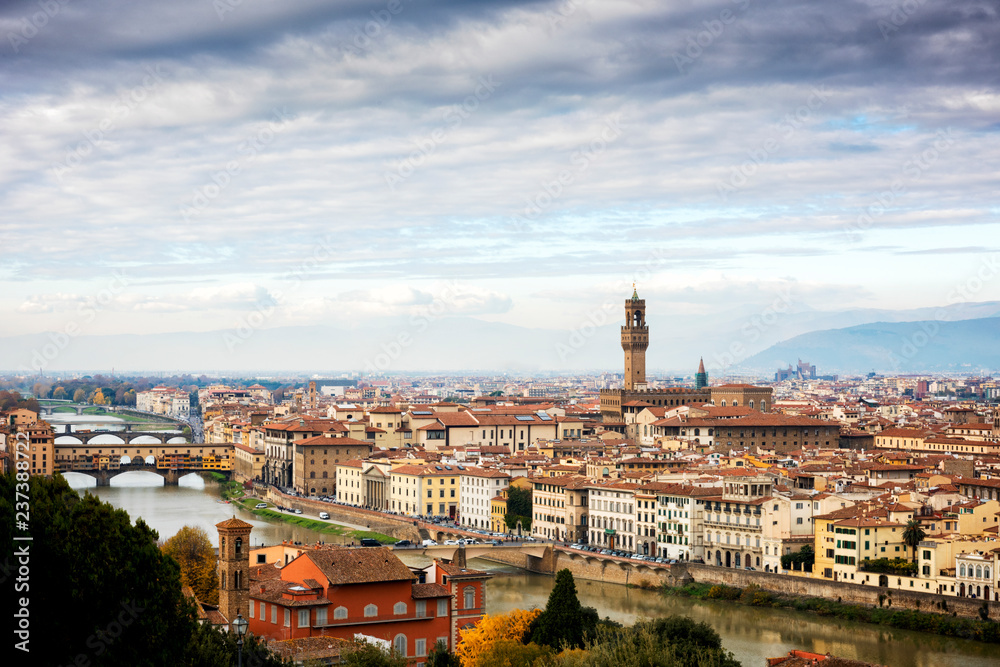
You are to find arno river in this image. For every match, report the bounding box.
[65,472,1000,667]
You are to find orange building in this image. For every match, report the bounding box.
[246,545,491,663]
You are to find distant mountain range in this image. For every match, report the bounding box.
[739,317,1000,375]
[3,301,999,375]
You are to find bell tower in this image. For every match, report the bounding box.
[621,286,649,390]
[216,517,253,629]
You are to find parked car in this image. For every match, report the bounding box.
[394,540,413,548]
[293,508,303,514]
[360,538,381,547]
[490,540,502,546]
[421,539,438,547]
[444,540,459,545]
[255,503,267,509]
[318,512,330,520]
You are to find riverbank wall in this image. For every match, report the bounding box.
[260,488,424,543]
[492,548,1000,621]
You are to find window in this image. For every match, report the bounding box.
[394,601,408,615]
[271,605,277,624]
[438,599,448,617]
[416,638,427,657]
[334,606,347,620]
[394,634,407,657]
[284,609,290,627]
[299,609,309,628]
[464,587,476,609]
[796,518,803,525]
[416,600,427,617]
[316,607,327,625]
[365,604,378,617]
[261,602,266,620]
[250,601,254,618]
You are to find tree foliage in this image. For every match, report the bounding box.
[902,519,926,560]
[531,569,601,650]
[183,621,291,667]
[475,639,555,666]
[456,608,542,667]
[162,525,219,605]
[505,485,533,532]
[780,544,814,571]
[342,641,408,667]
[73,387,86,402]
[1,472,195,665]
[566,618,742,667]
[427,640,461,667]
[0,473,288,666]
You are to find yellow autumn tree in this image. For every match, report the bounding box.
[456,608,542,667]
[91,389,107,405]
[161,525,219,605]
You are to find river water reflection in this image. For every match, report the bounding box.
[66,473,1000,667]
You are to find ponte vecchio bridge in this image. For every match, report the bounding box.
[55,436,233,486]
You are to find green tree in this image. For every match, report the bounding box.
[162,525,219,605]
[530,569,600,650]
[0,472,195,665]
[902,519,926,561]
[342,641,408,666]
[53,386,68,400]
[426,640,460,667]
[183,620,291,667]
[475,639,554,666]
[505,485,533,532]
[780,544,815,572]
[576,618,741,667]
[73,387,86,403]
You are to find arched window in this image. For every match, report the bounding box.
[733,400,739,407]
[394,601,407,615]
[464,586,476,609]
[334,606,348,619]
[364,604,378,617]
[221,571,226,589]
[961,564,966,577]
[721,400,727,407]
[977,565,983,579]
[234,570,242,589]
[310,472,315,478]
[749,400,754,410]
[323,471,328,478]
[235,537,242,555]
[393,634,407,657]
[986,567,992,580]
[761,401,766,412]
[694,428,700,436]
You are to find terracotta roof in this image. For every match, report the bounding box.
[411,583,451,598]
[216,517,254,530]
[304,547,415,585]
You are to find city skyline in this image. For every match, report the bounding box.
[2,1,998,370]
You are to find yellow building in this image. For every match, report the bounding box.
[389,463,461,518]
[813,506,913,583]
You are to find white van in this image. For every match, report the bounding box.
[421,539,438,547]
[319,512,330,520]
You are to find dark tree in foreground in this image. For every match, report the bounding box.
[0,473,287,666]
[530,568,602,649]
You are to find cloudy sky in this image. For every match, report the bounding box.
[2,0,998,367]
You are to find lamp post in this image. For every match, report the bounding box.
[233,613,248,667]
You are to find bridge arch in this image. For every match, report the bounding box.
[167,436,187,444]
[56,435,83,445]
[130,435,163,445]
[88,434,126,445]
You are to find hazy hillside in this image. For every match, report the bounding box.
[739,317,1000,375]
